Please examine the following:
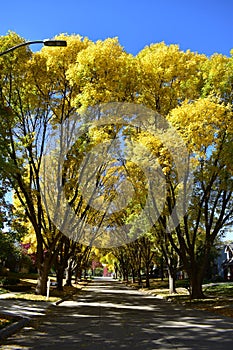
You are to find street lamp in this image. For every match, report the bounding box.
[0,39,67,57]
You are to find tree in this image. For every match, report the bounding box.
[1,32,232,300]
[125,240,143,285]
[54,237,89,290]
[139,236,155,288]
[0,180,28,273]
[0,32,91,294]
[166,98,233,298]
[111,245,131,282]
[150,224,180,294]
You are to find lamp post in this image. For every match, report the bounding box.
[0,39,67,57]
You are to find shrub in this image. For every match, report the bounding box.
[0,277,20,286]
[94,267,103,276]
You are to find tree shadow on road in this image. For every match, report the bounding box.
[2,279,233,349]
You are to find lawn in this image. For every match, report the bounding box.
[0,273,86,302]
[187,283,233,318]
[136,279,233,318]
[203,282,233,297]
[0,287,8,295]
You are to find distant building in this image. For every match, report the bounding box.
[222,243,233,281]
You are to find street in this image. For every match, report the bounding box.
[1,277,233,349]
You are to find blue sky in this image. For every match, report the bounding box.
[0,0,232,57]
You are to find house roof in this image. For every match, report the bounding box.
[222,244,233,267]
[224,244,233,252]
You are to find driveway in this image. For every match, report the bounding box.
[1,277,233,349]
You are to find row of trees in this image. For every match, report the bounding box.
[0,31,232,298]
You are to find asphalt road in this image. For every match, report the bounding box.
[1,277,233,349]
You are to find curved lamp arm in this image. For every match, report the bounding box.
[0,39,67,57]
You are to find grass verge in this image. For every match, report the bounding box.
[128,279,233,318]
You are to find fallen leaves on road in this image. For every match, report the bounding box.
[0,314,17,330]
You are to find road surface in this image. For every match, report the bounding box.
[1,277,233,349]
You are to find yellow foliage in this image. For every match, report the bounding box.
[136,42,207,114]
[201,53,233,100]
[1,31,233,250]
[168,98,232,155]
[41,33,91,72]
[67,37,138,111]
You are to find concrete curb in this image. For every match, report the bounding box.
[0,315,30,341]
[0,299,53,342]
[55,292,75,306]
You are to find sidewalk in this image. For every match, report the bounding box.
[0,281,88,341]
[0,293,52,341]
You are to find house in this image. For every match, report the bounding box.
[222,243,233,281]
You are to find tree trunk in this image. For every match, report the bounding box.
[131,267,136,283]
[124,269,129,282]
[56,265,65,291]
[160,258,164,281]
[121,266,128,282]
[65,260,73,286]
[137,268,142,286]
[190,272,205,299]
[145,264,150,288]
[168,268,176,294]
[167,256,177,294]
[35,261,50,295]
[114,264,118,279]
[184,253,208,299]
[75,265,82,282]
